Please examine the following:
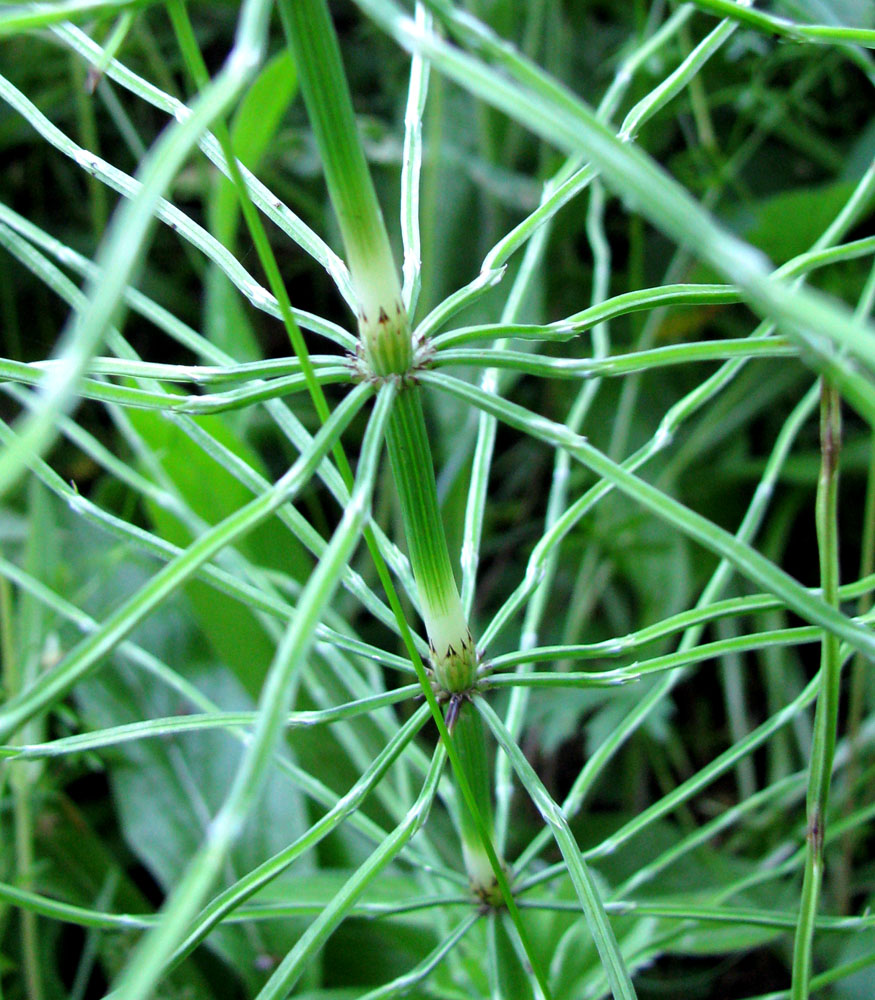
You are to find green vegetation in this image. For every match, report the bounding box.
[2,1,875,997]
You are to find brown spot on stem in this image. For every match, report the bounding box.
[823,424,841,475]
[378,307,389,324]
[808,809,824,854]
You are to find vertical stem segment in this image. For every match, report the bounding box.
[281,0,474,686]
[449,697,500,899]
[385,385,476,692]
[279,0,411,375]
[791,379,842,1000]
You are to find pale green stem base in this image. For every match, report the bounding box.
[450,698,503,899]
[384,384,477,692]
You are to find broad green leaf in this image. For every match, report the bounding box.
[125,404,309,698]
[119,402,388,869]
[75,655,317,993]
[214,48,299,243]
[730,181,868,269]
[773,0,875,29]
[833,924,875,999]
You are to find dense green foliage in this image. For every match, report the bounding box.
[3,1,875,998]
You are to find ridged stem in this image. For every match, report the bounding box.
[385,385,476,692]
[279,0,411,375]
[449,698,500,901]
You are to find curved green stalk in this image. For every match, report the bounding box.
[3,688,420,760]
[687,0,875,46]
[0,0,154,35]
[791,381,843,999]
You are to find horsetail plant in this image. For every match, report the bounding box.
[280,0,499,901]
[6,2,875,999]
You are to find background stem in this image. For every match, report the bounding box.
[791,379,842,1000]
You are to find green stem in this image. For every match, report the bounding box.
[279,0,411,375]
[837,258,875,912]
[1,578,43,1000]
[450,698,499,900]
[13,779,42,1000]
[791,379,842,1000]
[385,385,475,692]
[838,437,875,909]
